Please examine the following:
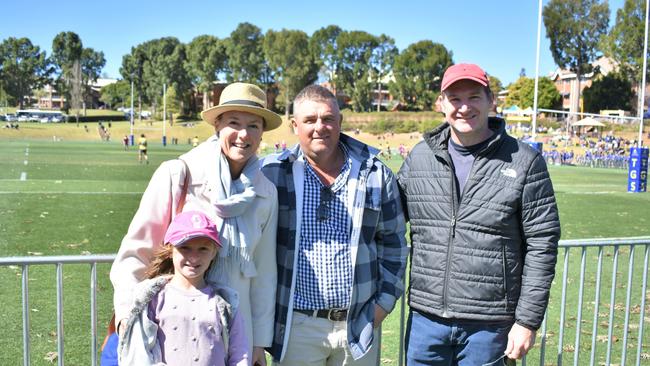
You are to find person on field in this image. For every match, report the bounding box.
[122,135,129,150]
[111,82,280,366]
[118,210,249,366]
[193,135,200,147]
[138,134,148,164]
[397,63,560,365]
[261,85,408,366]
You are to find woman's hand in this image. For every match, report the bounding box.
[252,346,267,366]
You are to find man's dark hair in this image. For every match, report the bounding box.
[294,84,337,106]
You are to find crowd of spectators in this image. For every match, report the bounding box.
[540,133,638,169]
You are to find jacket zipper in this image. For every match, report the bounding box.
[442,153,458,318]
[442,150,482,317]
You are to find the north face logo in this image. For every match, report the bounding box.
[500,168,517,178]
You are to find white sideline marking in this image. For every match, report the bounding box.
[24,160,28,165]
[0,191,142,195]
[20,172,27,181]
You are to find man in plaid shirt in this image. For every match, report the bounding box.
[261,85,408,365]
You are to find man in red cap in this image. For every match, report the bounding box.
[397,63,560,365]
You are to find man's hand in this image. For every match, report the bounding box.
[373,304,388,328]
[252,346,267,366]
[504,323,536,360]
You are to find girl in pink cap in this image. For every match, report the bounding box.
[118,210,249,366]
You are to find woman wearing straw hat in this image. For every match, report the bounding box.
[111,82,282,365]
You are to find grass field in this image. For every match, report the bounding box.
[0,138,649,365]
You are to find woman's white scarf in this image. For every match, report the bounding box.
[208,147,258,279]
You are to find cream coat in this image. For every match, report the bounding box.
[110,135,278,354]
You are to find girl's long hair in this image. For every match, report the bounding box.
[144,244,175,279]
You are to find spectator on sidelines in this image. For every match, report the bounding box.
[398,63,560,365]
[111,82,281,365]
[261,85,408,365]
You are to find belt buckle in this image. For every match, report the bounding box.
[327,308,346,321]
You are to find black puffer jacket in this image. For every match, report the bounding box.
[397,118,560,330]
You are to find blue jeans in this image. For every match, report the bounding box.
[405,310,512,366]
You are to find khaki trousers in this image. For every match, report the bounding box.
[274,311,379,366]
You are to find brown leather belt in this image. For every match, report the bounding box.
[295,308,348,322]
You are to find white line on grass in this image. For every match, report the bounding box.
[19,172,27,181]
[0,191,142,195]
[24,160,28,165]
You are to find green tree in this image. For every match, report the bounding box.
[583,72,633,113]
[370,34,398,111]
[506,77,562,110]
[310,25,342,87]
[225,22,266,84]
[100,79,131,109]
[0,37,51,109]
[186,35,227,110]
[80,47,105,112]
[543,0,609,116]
[389,40,453,110]
[488,75,503,93]
[263,29,318,117]
[602,0,649,82]
[135,37,191,117]
[80,48,105,86]
[602,0,649,114]
[120,46,149,121]
[51,31,83,111]
[335,30,379,112]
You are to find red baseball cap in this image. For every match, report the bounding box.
[164,211,221,247]
[441,63,489,91]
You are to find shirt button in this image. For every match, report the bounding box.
[173,347,178,352]
[194,357,199,362]
[209,344,214,350]
[172,305,177,309]
[192,336,197,342]
[172,326,178,330]
[191,298,196,302]
[191,316,196,320]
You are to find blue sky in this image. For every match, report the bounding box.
[1,0,626,86]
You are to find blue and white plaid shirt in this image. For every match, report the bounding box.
[294,146,352,310]
[261,133,408,361]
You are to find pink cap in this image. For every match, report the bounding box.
[441,63,489,91]
[164,211,221,247]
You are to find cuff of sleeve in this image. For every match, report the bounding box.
[252,326,273,348]
[375,292,398,314]
[515,319,539,331]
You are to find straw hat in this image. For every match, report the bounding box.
[200,82,282,131]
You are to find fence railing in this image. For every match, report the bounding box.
[2,237,649,366]
[0,255,115,366]
[395,237,650,366]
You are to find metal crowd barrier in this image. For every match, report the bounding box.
[1,236,650,365]
[0,255,115,366]
[395,237,650,366]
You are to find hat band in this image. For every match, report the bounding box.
[221,99,264,109]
